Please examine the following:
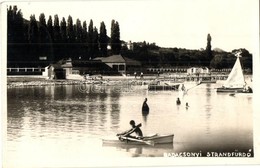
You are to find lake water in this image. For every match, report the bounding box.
[5,79,253,167]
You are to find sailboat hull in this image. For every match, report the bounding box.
[216,87,244,93]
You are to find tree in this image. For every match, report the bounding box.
[206,33,212,65]
[47,16,54,42]
[99,21,108,57]
[110,20,121,54]
[81,21,88,60]
[53,15,61,43]
[53,15,61,61]
[38,13,49,60]
[88,19,94,59]
[67,15,75,43]
[75,19,82,42]
[60,17,67,42]
[7,6,26,65]
[28,14,39,62]
[75,19,83,60]
[59,17,67,59]
[66,15,76,59]
[46,15,54,62]
[39,13,47,42]
[28,15,39,43]
[93,27,99,57]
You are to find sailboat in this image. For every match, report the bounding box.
[216,51,246,92]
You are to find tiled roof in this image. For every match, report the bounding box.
[94,55,141,66]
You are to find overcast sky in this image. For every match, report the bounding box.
[5,0,259,53]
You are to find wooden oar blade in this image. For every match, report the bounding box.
[145,140,155,146]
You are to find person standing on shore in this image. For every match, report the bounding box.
[134,72,137,79]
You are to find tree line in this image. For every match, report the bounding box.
[7,5,121,67]
[7,6,252,71]
[121,42,252,71]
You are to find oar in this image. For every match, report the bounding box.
[119,136,155,146]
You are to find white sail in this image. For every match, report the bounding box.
[223,56,245,88]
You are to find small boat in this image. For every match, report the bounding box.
[102,134,174,146]
[216,51,248,93]
[148,83,180,91]
[199,80,217,84]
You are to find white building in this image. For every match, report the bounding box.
[187,67,209,75]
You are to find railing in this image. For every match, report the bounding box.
[7,67,45,72]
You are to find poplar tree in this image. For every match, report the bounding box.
[110,20,121,55]
[38,13,48,58]
[82,21,88,60]
[88,19,94,59]
[53,14,61,43]
[67,15,75,43]
[47,15,54,62]
[60,17,67,58]
[28,14,39,61]
[93,27,99,57]
[53,15,61,61]
[75,19,83,59]
[60,17,67,42]
[47,16,54,42]
[99,21,108,57]
[206,33,212,64]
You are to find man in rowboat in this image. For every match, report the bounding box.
[116,120,143,139]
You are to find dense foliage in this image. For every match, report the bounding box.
[7,6,252,71]
[7,6,113,67]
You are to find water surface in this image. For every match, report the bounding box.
[6,80,253,166]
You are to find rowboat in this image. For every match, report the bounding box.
[102,134,174,146]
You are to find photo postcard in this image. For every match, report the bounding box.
[1,0,260,167]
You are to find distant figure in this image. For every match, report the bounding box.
[157,71,160,78]
[140,72,144,79]
[186,102,189,109]
[134,72,137,79]
[142,98,149,113]
[116,120,143,139]
[176,97,181,105]
[181,84,186,91]
[247,86,253,93]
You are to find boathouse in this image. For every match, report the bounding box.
[94,55,141,75]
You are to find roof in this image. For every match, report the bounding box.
[94,55,125,63]
[94,55,141,66]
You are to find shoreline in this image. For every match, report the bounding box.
[7,76,155,88]
[7,73,240,88]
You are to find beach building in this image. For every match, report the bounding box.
[187,67,209,75]
[94,55,141,75]
[42,55,141,79]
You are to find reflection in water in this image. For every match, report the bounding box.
[103,143,174,157]
[6,82,254,166]
[205,84,212,135]
[142,111,149,124]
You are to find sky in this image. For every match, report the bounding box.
[4,0,259,53]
